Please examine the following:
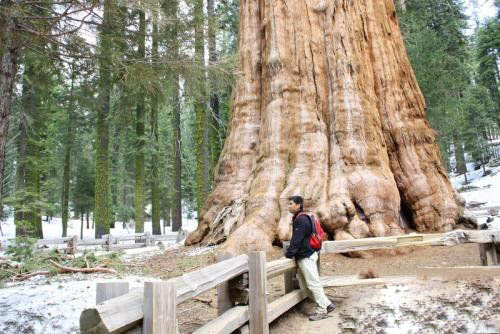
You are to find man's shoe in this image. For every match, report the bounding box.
[327,303,336,313]
[309,313,328,321]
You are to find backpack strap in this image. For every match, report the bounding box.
[297,212,316,235]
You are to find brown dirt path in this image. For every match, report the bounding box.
[144,243,496,333]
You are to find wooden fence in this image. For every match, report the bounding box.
[79,229,500,334]
[32,232,178,253]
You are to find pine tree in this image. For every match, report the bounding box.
[134,5,146,234]
[95,0,114,238]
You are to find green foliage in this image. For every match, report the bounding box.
[5,236,36,261]
[398,0,499,172]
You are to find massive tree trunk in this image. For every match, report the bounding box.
[186,0,465,254]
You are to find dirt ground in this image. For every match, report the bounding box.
[144,244,499,333]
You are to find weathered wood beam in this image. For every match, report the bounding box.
[80,254,249,333]
[322,229,500,253]
[248,251,268,334]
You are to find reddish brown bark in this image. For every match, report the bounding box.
[186,0,464,255]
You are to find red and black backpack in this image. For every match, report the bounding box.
[297,212,325,251]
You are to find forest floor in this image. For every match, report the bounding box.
[0,165,499,333]
[145,242,499,333]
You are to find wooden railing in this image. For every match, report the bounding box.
[33,232,178,253]
[79,229,500,334]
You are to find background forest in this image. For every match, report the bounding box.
[0,0,498,239]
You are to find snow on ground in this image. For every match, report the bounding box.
[0,215,199,248]
[0,213,200,333]
[0,274,160,334]
[449,165,500,230]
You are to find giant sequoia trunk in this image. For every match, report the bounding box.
[186,0,465,254]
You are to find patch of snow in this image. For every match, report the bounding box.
[450,166,500,207]
[185,245,218,257]
[0,214,199,248]
[0,274,160,334]
[450,166,500,230]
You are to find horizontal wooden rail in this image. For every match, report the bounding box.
[322,229,500,253]
[80,254,249,333]
[34,233,177,250]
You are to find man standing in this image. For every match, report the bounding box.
[285,195,336,321]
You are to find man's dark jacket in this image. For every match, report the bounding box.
[285,212,315,260]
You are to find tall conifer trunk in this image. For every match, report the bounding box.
[207,0,221,174]
[151,5,161,235]
[134,6,146,234]
[187,0,465,254]
[193,0,211,214]
[0,5,18,222]
[95,0,114,238]
[164,0,183,232]
[61,65,75,237]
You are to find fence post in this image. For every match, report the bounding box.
[143,281,178,334]
[283,241,299,293]
[96,281,129,304]
[67,235,78,255]
[104,234,111,251]
[479,235,499,266]
[248,251,268,334]
[216,253,234,315]
[145,232,152,247]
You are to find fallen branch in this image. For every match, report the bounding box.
[49,260,117,274]
[12,271,50,281]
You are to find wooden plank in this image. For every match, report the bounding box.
[67,235,78,255]
[280,242,299,294]
[114,235,144,242]
[37,237,72,246]
[265,258,296,279]
[96,282,130,304]
[194,290,306,334]
[80,254,248,333]
[417,266,500,280]
[80,289,143,334]
[110,244,146,250]
[480,243,499,266]
[479,243,488,265]
[170,254,249,304]
[192,306,249,334]
[151,235,177,241]
[216,253,234,316]
[145,232,152,246]
[322,229,500,253]
[267,289,306,323]
[143,281,177,334]
[78,239,107,246]
[248,251,268,334]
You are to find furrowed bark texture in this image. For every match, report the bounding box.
[186,0,464,254]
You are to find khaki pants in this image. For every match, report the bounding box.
[296,251,331,314]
